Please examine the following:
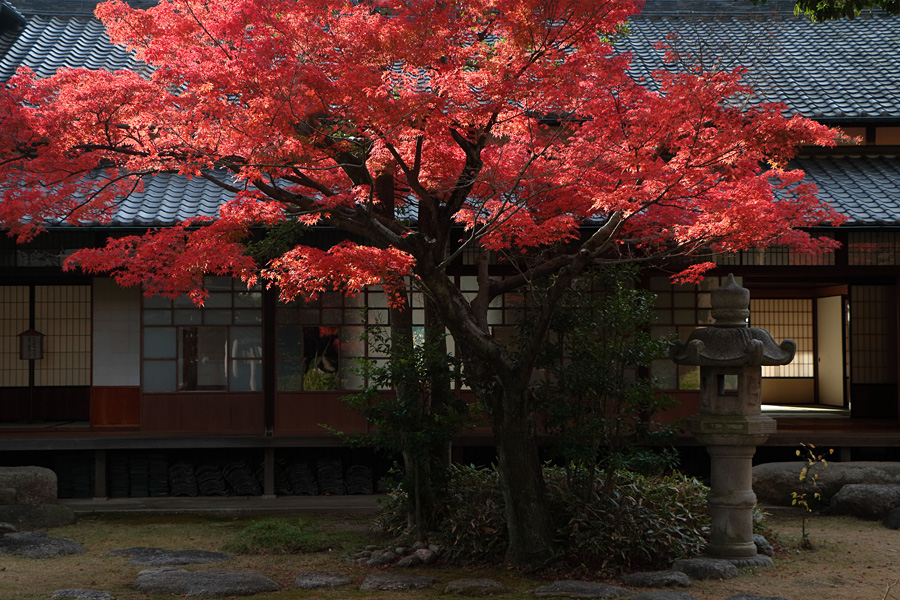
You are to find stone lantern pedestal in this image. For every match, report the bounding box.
[671,274,795,567]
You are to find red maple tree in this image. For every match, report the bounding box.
[0,0,844,563]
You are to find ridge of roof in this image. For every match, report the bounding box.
[5,0,155,18]
[639,0,799,17]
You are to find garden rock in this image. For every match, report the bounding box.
[0,466,57,505]
[0,521,16,535]
[629,592,696,600]
[0,504,75,530]
[726,595,789,600]
[829,484,900,520]
[670,558,739,580]
[415,547,438,564]
[107,546,231,566]
[348,542,444,567]
[293,572,353,589]
[133,567,280,597]
[532,581,630,598]
[359,573,438,590]
[50,590,115,600]
[621,571,691,588]
[444,578,507,596]
[0,531,85,558]
[753,461,900,506]
[884,507,900,529]
[753,534,774,557]
[396,553,423,567]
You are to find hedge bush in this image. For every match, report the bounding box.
[223,518,329,554]
[377,464,708,573]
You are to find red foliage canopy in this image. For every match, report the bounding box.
[0,0,845,303]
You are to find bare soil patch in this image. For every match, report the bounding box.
[1,511,898,600]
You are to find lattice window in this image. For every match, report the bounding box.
[715,242,835,267]
[750,299,814,378]
[0,286,90,387]
[34,286,91,386]
[0,286,29,387]
[850,285,897,384]
[848,232,900,266]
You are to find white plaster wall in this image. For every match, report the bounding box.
[92,278,141,386]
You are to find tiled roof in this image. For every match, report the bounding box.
[0,13,147,80]
[620,12,900,121]
[105,172,236,227]
[0,3,898,228]
[796,154,900,226]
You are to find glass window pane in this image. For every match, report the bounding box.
[321,309,342,325]
[178,327,227,390]
[174,309,202,325]
[173,295,195,308]
[231,359,262,391]
[204,292,231,309]
[235,292,262,308]
[277,359,303,391]
[143,360,176,392]
[205,276,233,292]
[144,327,176,359]
[277,326,302,358]
[303,326,340,390]
[234,309,262,324]
[230,327,263,359]
[143,295,171,309]
[204,310,232,325]
[143,310,171,325]
[276,309,299,325]
[341,326,365,358]
[297,309,319,325]
[322,292,343,308]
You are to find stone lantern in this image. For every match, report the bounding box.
[671,274,795,566]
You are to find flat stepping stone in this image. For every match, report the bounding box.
[133,567,280,597]
[444,578,508,596]
[671,558,739,580]
[0,522,17,535]
[359,573,438,591]
[50,591,115,600]
[532,581,629,598]
[621,571,691,588]
[0,531,85,558]
[294,572,353,589]
[107,546,230,566]
[630,592,696,600]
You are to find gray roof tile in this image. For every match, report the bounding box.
[795,155,900,225]
[619,13,900,120]
[0,14,147,81]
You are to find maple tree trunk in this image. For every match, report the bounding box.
[467,359,553,565]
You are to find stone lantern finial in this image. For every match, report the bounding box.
[710,273,750,327]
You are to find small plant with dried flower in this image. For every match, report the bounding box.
[791,442,833,549]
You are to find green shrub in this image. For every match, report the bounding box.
[378,464,709,573]
[547,468,709,572]
[223,518,329,554]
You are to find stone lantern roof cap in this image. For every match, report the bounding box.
[670,274,796,367]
